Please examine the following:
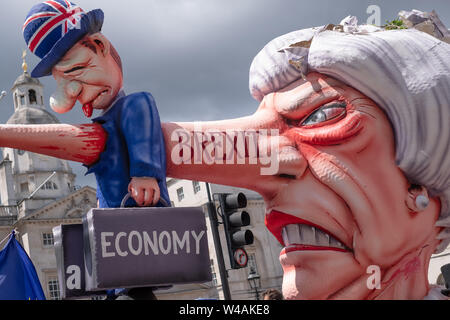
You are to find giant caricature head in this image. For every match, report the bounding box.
[50,33,123,117]
[247,13,450,299]
[22,1,122,117]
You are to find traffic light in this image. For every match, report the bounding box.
[218,192,254,269]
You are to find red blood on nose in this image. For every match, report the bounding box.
[82,103,93,118]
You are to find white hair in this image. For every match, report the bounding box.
[249,13,450,253]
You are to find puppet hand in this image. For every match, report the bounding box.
[128,177,161,207]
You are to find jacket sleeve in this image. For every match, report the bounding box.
[120,92,165,181]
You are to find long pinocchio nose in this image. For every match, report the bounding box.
[0,107,294,198]
[0,123,106,165]
[162,108,289,196]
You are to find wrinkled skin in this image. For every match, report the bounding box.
[50,33,122,114]
[163,73,443,299]
[0,68,443,298]
[49,32,160,206]
[255,73,442,299]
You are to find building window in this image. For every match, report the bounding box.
[210,260,217,286]
[42,233,54,247]
[29,89,37,104]
[19,95,25,105]
[177,187,184,202]
[40,96,44,105]
[43,181,58,190]
[14,94,18,109]
[48,278,60,300]
[20,182,29,193]
[192,181,201,194]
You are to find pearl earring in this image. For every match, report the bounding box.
[406,184,430,213]
[415,194,429,211]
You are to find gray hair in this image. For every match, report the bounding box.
[249,13,450,253]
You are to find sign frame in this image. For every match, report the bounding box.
[83,206,212,291]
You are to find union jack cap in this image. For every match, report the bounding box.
[23,0,104,78]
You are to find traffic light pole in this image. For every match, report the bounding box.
[217,192,253,270]
[205,183,232,300]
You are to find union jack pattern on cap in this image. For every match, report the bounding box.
[23,0,84,59]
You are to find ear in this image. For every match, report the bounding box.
[405,184,430,213]
[87,33,110,57]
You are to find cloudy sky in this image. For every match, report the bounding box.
[0,0,449,188]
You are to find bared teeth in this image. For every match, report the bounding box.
[282,224,348,250]
[315,228,330,246]
[301,225,315,245]
[330,237,344,248]
[282,228,288,246]
[285,225,301,244]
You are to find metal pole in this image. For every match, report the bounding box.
[205,182,232,300]
[27,171,57,199]
[17,171,57,206]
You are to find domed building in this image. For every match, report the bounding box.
[3,70,74,207]
[0,58,97,300]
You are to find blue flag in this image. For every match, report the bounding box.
[0,232,46,300]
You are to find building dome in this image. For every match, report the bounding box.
[6,106,60,125]
[11,72,42,90]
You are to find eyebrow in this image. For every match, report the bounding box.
[80,39,97,54]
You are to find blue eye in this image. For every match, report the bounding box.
[302,101,347,126]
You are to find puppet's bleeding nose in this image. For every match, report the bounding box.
[82,103,93,118]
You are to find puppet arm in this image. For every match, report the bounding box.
[120,92,165,206]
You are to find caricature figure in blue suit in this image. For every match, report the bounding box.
[23,1,170,210]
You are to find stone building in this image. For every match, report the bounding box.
[0,62,97,300]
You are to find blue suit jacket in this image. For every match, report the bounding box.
[86,91,170,208]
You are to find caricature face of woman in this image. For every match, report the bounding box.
[262,73,440,299]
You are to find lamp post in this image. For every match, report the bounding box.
[247,267,261,300]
